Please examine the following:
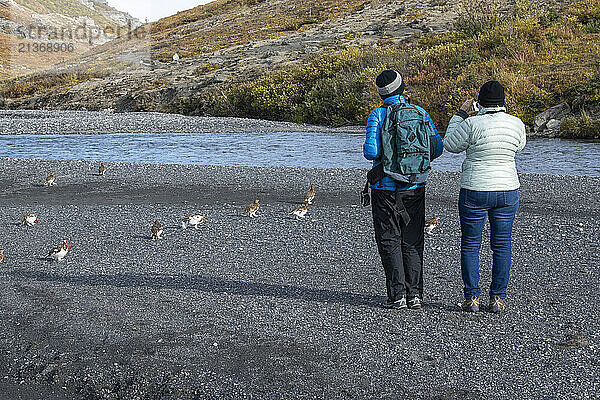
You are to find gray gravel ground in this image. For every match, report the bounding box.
[0,158,599,399]
[0,110,361,135]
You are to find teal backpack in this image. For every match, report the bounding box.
[380,102,438,184]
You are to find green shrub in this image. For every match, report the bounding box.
[516,89,556,124]
[278,18,319,32]
[0,71,108,99]
[294,72,373,125]
[177,87,232,116]
[583,20,600,33]
[561,111,600,139]
[454,0,504,36]
[211,0,600,128]
[223,48,371,123]
[539,8,561,27]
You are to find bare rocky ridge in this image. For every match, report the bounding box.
[1,0,463,112]
[0,0,141,78]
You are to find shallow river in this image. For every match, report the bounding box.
[0,132,598,177]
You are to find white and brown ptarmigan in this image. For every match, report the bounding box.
[182,214,205,230]
[0,249,4,263]
[290,203,309,220]
[22,213,39,227]
[151,220,164,240]
[304,184,315,204]
[44,171,56,186]
[425,216,439,235]
[98,162,107,176]
[243,199,260,218]
[48,240,69,261]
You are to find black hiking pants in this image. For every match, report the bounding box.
[371,187,425,301]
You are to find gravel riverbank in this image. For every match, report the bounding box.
[0,110,362,135]
[0,158,598,399]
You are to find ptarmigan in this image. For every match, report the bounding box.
[425,217,439,235]
[182,214,205,230]
[22,213,39,227]
[44,171,55,186]
[290,203,309,220]
[48,240,69,261]
[304,184,315,204]
[151,220,164,240]
[243,200,260,218]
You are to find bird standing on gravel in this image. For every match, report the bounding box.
[182,214,205,230]
[98,162,107,176]
[48,240,69,261]
[22,213,40,227]
[0,249,4,263]
[44,171,56,186]
[151,220,164,240]
[304,184,315,204]
[425,217,439,235]
[243,200,260,218]
[290,203,309,220]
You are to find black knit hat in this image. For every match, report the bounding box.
[478,80,505,107]
[376,70,405,99]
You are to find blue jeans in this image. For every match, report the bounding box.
[458,188,519,300]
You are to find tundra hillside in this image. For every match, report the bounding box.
[0,0,599,138]
[0,0,140,79]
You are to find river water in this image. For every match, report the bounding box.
[0,132,598,177]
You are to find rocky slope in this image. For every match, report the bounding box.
[1,0,596,138]
[0,0,462,111]
[0,0,141,79]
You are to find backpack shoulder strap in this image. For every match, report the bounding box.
[405,103,429,123]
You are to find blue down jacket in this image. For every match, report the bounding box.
[363,95,444,191]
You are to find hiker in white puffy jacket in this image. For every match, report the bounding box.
[444,80,526,314]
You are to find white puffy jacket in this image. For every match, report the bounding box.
[444,106,527,191]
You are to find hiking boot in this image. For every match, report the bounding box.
[489,296,505,313]
[407,296,422,310]
[382,297,407,310]
[462,297,480,312]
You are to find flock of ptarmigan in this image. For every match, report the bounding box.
[0,163,318,264]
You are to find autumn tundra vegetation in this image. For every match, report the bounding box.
[214,0,600,137]
[1,0,599,138]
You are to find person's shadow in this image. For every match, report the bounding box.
[9,270,381,308]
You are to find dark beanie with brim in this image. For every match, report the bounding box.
[478,80,505,107]
[376,70,405,99]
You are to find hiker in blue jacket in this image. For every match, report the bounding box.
[364,70,443,309]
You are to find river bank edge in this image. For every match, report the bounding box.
[2,109,597,141]
[0,110,363,135]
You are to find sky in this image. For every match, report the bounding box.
[105,0,211,22]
